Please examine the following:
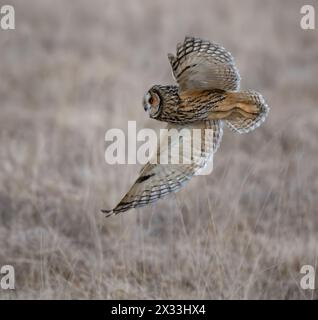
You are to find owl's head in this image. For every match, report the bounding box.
[143,85,179,121]
[143,87,162,118]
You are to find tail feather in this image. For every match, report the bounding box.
[224,90,269,133]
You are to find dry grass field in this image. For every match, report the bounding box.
[0,0,317,299]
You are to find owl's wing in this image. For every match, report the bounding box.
[168,36,240,92]
[102,120,223,216]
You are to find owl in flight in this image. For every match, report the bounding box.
[102,36,269,216]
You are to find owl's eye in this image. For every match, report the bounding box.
[143,91,161,118]
[149,92,161,116]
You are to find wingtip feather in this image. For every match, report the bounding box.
[101,209,114,218]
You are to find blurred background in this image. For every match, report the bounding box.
[0,0,317,299]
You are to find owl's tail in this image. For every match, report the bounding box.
[210,90,269,133]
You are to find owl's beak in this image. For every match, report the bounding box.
[143,92,151,112]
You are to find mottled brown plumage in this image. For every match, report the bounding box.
[102,36,269,216]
